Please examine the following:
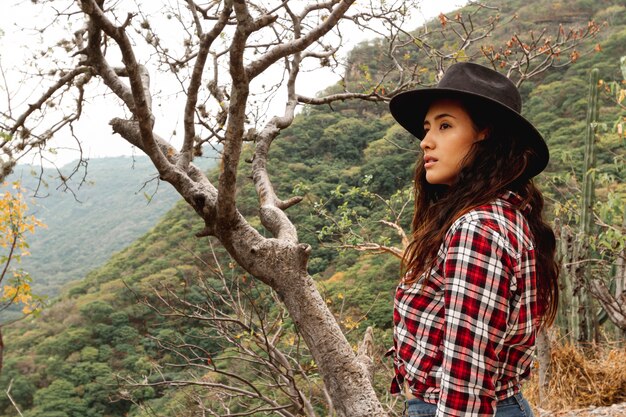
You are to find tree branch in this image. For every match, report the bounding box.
[589,279,626,331]
[380,219,409,250]
[79,0,171,173]
[246,0,355,80]
[251,6,303,243]
[217,0,254,228]
[297,91,386,105]
[109,118,219,231]
[180,2,232,169]
[339,243,404,259]
[79,11,136,112]
[5,379,24,417]
[8,67,90,137]
[356,326,375,382]
[186,0,204,37]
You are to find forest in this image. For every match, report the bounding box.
[0,0,625,416]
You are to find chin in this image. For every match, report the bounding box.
[426,175,452,186]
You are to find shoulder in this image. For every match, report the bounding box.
[446,194,534,258]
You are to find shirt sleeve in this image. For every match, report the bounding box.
[437,220,514,417]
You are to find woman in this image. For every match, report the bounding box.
[387,62,559,417]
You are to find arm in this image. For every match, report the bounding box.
[437,220,514,417]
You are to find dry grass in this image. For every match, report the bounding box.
[524,341,626,411]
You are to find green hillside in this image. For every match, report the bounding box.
[0,0,624,416]
[2,155,216,301]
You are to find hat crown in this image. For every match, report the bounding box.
[438,63,522,113]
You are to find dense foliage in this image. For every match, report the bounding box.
[0,0,624,415]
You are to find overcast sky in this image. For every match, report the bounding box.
[1,1,468,168]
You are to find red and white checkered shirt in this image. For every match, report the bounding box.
[389,191,540,417]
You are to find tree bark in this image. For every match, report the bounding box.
[213,216,387,416]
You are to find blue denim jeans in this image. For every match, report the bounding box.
[404,392,535,417]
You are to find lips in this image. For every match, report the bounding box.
[424,155,437,168]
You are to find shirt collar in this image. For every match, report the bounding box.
[499,190,532,214]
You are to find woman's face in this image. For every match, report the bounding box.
[420,98,486,186]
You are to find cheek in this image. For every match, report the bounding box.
[449,142,471,161]
[447,143,476,173]
[458,137,478,159]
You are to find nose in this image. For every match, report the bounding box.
[420,130,434,151]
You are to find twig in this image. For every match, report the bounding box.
[6,379,24,417]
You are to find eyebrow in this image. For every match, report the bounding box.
[423,113,457,125]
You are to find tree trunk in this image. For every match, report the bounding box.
[214,215,387,417]
[277,274,386,417]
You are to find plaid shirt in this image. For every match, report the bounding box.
[389,191,540,416]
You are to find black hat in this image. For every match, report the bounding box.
[389,62,548,178]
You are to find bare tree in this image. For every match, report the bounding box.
[118,242,394,417]
[1,1,601,415]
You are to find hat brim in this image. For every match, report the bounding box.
[389,88,549,178]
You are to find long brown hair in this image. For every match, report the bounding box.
[402,96,559,327]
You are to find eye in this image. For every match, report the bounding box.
[439,122,451,130]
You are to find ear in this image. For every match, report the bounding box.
[476,127,490,141]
